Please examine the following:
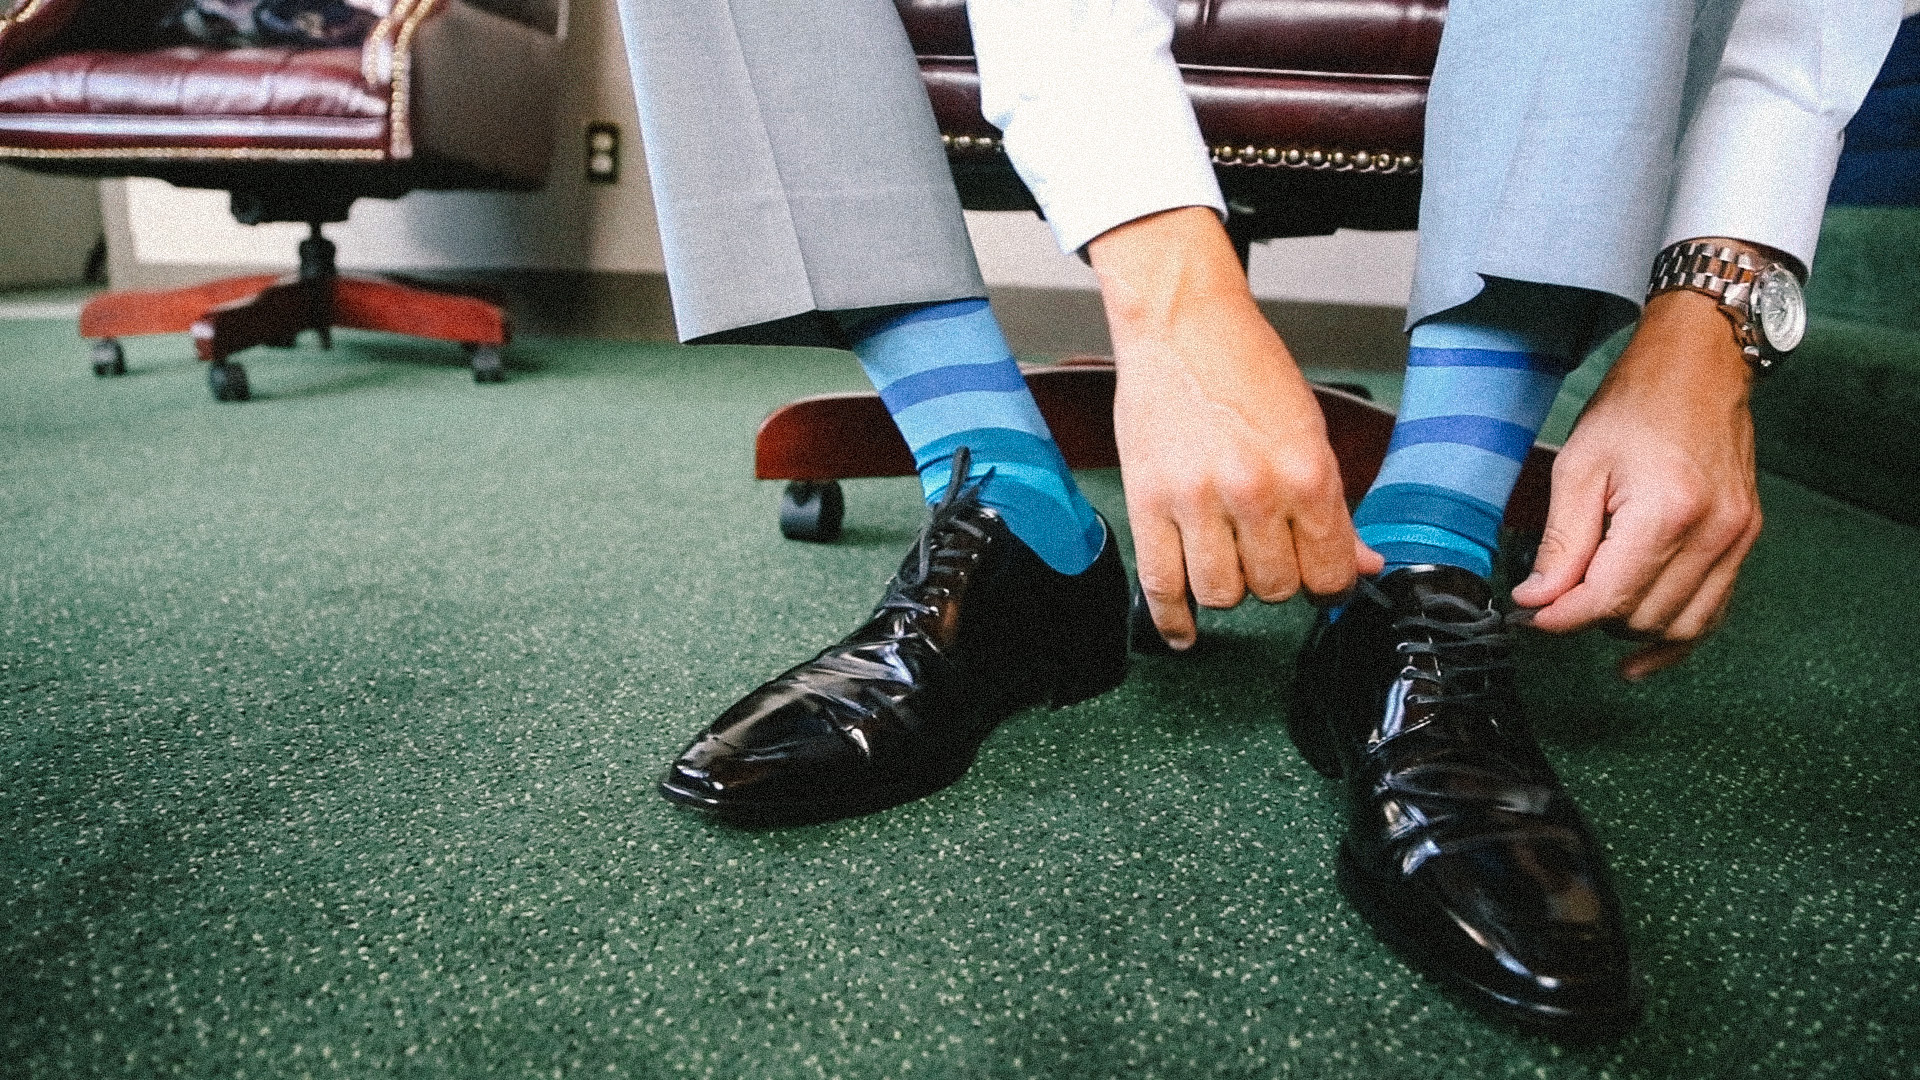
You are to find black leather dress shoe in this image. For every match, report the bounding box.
[1289,565,1642,1040]
[661,451,1130,825]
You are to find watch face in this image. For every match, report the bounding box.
[1754,263,1806,353]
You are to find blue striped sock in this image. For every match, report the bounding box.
[837,299,1105,575]
[1354,280,1603,580]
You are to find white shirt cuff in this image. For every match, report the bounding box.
[1662,0,1904,273]
[1661,77,1845,275]
[1002,89,1226,256]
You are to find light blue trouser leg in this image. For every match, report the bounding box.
[613,0,984,343]
[1409,0,1741,334]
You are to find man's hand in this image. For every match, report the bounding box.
[1509,283,1764,680]
[1088,207,1381,650]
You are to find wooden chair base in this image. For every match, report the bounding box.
[754,357,1559,540]
[77,273,511,399]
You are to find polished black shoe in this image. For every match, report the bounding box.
[1289,565,1642,1041]
[661,452,1130,825]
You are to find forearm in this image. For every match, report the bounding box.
[968,0,1224,255]
[1087,207,1259,336]
[1662,0,1903,271]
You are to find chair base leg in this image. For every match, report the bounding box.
[752,361,1557,533]
[74,271,514,397]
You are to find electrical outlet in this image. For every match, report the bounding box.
[585,122,620,184]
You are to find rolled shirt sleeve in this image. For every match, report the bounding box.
[1662,0,1904,273]
[967,0,1226,255]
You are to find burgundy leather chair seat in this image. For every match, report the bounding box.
[0,46,387,151]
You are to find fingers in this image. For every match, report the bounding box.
[1619,640,1698,682]
[1616,506,1758,641]
[1182,512,1248,610]
[1130,467,1364,651]
[1509,458,1607,612]
[1291,495,1366,600]
[1613,513,1756,679]
[1225,483,1301,605]
[1354,536,1386,577]
[1131,510,1199,651]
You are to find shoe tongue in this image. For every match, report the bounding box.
[1379,564,1495,611]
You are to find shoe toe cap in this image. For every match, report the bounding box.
[1421,849,1640,1028]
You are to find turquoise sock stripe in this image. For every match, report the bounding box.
[839,299,1105,576]
[1355,281,1600,582]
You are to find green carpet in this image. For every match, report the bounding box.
[2,318,1917,1079]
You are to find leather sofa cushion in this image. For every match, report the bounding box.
[0,45,388,150]
[901,0,1439,156]
[923,60,1428,154]
[898,0,1445,77]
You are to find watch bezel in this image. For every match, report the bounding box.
[1752,262,1806,354]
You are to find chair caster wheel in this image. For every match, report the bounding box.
[469,344,505,383]
[208,361,250,402]
[779,480,844,542]
[91,339,126,377]
[1129,581,1198,655]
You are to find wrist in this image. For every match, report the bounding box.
[1647,236,1807,373]
[1610,290,1756,407]
[1088,206,1252,331]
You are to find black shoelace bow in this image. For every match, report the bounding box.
[875,446,995,623]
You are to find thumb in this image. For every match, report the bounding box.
[1510,467,1606,610]
[1354,536,1385,576]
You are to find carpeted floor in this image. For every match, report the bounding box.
[2,315,1916,1079]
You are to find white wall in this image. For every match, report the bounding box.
[118,0,1415,309]
[0,169,100,290]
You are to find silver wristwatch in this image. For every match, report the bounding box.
[1646,240,1806,373]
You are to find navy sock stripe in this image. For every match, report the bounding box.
[877,359,1030,413]
[845,300,1103,576]
[1385,415,1538,461]
[1350,281,1595,590]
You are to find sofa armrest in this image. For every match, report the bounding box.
[403,0,563,182]
[0,0,85,73]
[456,0,561,36]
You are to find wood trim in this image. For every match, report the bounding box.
[0,145,385,161]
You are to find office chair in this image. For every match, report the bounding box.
[0,0,565,399]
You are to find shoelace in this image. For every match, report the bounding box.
[875,446,994,622]
[1386,582,1518,709]
[1364,580,1575,863]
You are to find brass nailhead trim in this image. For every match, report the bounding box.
[387,0,446,160]
[941,133,1419,175]
[1211,144,1419,174]
[940,133,1003,154]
